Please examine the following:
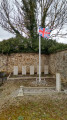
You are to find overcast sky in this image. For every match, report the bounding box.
[0,26,67,44]
[0,27,15,41]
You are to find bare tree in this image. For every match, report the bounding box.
[37,0,67,37]
[0,0,67,38]
[0,0,25,36]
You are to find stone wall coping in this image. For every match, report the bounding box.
[0,53,48,56]
[49,49,67,55]
[0,50,67,56]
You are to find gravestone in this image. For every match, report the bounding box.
[37,66,41,74]
[44,65,48,74]
[22,66,26,75]
[13,66,18,75]
[56,73,61,92]
[30,66,34,75]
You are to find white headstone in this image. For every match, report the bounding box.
[56,73,61,92]
[37,66,41,74]
[13,66,18,75]
[22,66,26,75]
[44,65,48,74]
[30,66,34,75]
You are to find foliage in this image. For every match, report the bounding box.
[22,0,37,38]
[0,36,67,55]
[18,116,24,120]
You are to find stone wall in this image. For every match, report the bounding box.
[0,53,48,73]
[49,50,67,82]
[0,54,8,72]
[0,51,67,82]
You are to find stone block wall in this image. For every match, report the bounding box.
[0,50,67,82]
[49,50,67,82]
[0,53,49,74]
[0,54,8,72]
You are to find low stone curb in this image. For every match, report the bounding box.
[17,86,56,96]
[7,76,56,80]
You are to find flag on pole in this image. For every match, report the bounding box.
[39,27,52,38]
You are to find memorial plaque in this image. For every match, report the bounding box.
[22,66,26,75]
[30,66,34,75]
[13,66,18,75]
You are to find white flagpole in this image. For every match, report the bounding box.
[39,34,41,82]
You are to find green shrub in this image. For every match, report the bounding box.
[0,36,67,55]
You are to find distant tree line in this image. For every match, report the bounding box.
[0,36,67,55]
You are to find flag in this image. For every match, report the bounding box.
[39,27,52,38]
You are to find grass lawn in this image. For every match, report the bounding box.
[0,80,67,120]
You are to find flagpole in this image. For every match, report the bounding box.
[39,33,41,82]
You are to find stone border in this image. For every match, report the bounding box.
[8,76,56,80]
[18,86,56,96]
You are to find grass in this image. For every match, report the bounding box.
[0,95,67,120]
[0,80,67,120]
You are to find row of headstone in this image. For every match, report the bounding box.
[13,65,48,75]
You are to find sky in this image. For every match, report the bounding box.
[0,27,15,41]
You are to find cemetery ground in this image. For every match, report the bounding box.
[0,80,67,120]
